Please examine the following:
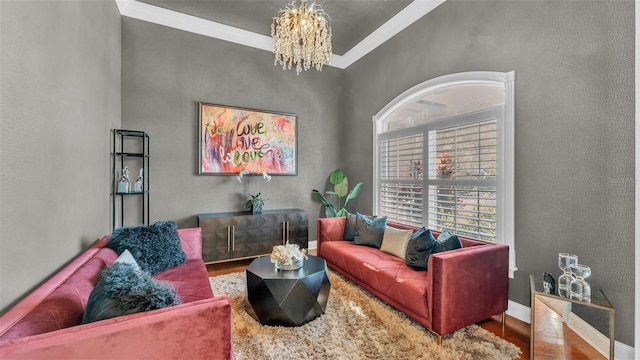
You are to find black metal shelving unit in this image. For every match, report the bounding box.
[112,129,150,230]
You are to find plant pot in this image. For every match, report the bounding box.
[251,203,263,214]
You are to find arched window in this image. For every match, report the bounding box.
[373,71,516,277]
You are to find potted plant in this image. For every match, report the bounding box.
[312,169,364,217]
[237,170,271,214]
[244,192,264,214]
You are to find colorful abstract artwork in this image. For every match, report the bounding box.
[198,103,297,175]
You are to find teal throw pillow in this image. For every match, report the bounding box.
[343,211,358,241]
[404,227,437,271]
[82,250,182,324]
[434,231,463,253]
[108,221,186,275]
[353,213,387,248]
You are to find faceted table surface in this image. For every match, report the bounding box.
[245,255,331,326]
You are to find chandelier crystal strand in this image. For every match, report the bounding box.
[271,1,332,75]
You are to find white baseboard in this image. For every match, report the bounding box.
[506,300,530,324]
[616,341,636,360]
[308,240,317,250]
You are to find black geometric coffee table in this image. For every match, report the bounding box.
[245,254,331,326]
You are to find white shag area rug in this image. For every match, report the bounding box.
[210,270,521,360]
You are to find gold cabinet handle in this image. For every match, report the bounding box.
[232,225,235,252]
[227,226,231,252]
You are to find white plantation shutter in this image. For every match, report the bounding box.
[379,112,498,241]
[379,132,424,227]
[426,119,497,241]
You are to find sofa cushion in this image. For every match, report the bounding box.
[108,221,186,275]
[83,254,182,324]
[353,213,387,248]
[380,226,412,259]
[320,241,430,320]
[342,212,357,241]
[404,227,437,271]
[434,231,463,253]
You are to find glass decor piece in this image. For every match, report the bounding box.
[569,264,592,302]
[275,257,304,271]
[558,253,578,297]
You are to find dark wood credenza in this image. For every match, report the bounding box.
[197,209,309,264]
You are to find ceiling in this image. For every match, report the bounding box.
[116,0,446,69]
[138,0,411,55]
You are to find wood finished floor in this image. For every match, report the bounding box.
[532,297,606,360]
[206,253,531,359]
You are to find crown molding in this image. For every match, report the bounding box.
[336,0,445,68]
[115,0,445,70]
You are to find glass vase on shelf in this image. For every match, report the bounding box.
[569,264,592,302]
[557,253,578,297]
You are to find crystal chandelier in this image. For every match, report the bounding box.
[271,1,332,75]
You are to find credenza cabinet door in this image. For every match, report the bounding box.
[198,209,308,264]
[199,216,235,263]
[286,211,309,249]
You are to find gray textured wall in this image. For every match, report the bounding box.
[0,1,121,310]
[341,0,635,345]
[121,18,344,236]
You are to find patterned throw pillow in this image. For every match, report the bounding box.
[353,213,387,248]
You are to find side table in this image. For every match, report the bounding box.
[245,255,331,326]
[530,275,615,359]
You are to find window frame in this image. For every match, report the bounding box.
[372,71,516,278]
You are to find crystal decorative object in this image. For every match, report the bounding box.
[569,264,592,302]
[557,253,578,297]
[270,243,307,271]
[275,257,304,270]
[271,1,332,75]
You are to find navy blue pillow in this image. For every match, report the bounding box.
[82,259,182,324]
[108,221,186,275]
[404,227,437,271]
[434,231,463,253]
[353,213,387,248]
[343,212,358,241]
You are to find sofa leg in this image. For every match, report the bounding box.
[501,311,506,337]
[437,335,442,345]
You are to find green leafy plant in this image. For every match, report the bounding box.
[244,192,264,209]
[312,169,364,217]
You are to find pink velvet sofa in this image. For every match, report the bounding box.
[0,228,232,360]
[317,217,509,343]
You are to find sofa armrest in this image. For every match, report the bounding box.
[316,217,346,258]
[178,227,203,260]
[0,296,232,360]
[427,244,509,336]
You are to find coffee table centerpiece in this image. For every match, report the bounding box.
[245,255,331,326]
[270,242,307,270]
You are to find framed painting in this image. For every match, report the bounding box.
[198,102,298,175]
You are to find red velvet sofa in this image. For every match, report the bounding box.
[0,228,232,360]
[317,217,509,343]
